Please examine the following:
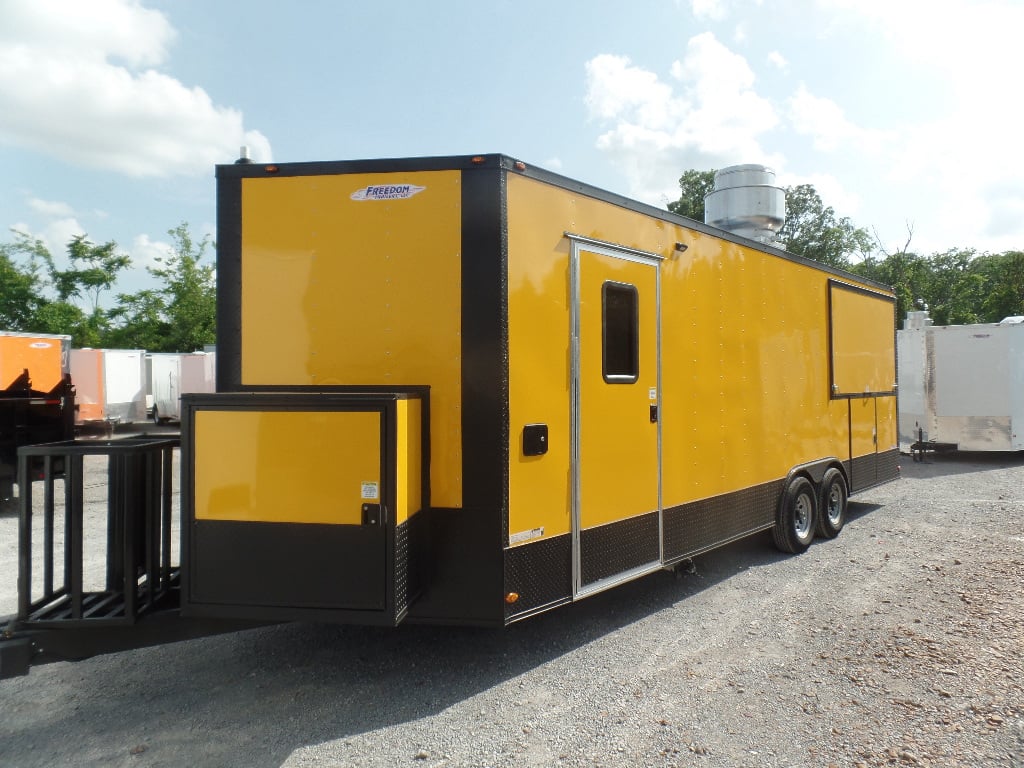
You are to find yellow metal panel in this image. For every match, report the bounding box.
[394,398,422,525]
[851,398,877,460]
[578,251,659,529]
[505,178,582,542]
[877,395,897,453]
[831,285,896,395]
[505,172,895,528]
[239,171,463,508]
[194,410,381,524]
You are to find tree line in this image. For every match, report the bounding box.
[671,169,1024,326]
[1,223,215,352]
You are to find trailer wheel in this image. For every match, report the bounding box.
[815,468,847,539]
[773,476,817,554]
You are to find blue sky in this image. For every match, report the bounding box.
[2,0,1023,298]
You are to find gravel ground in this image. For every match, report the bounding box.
[1,450,1022,767]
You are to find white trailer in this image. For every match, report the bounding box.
[149,352,216,423]
[69,348,147,425]
[897,314,1024,452]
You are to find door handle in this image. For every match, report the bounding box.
[361,503,385,526]
[650,405,658,423]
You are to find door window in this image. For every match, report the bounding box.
[602,281,638,383]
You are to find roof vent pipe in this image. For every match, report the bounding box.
[235,145,253,164]
[704,164,785,244]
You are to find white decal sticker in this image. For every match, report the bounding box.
[649,387,657,400]
[509,526,544,545]
[360,481,379,500]
[29,342,52,349]
[350,184,426,201]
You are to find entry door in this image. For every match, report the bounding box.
[571,238,661,596]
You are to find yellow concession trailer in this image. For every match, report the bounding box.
[177,153,898,628]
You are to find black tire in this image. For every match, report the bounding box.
[815,468,848,539]
[773,476,817,554]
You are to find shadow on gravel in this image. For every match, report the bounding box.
[846,500,883,522]
[1,507,889,767]
[898,450,1024,479]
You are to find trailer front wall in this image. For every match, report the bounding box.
[236,171,464,508]
[69,348,105,422]
[0,334,68,393]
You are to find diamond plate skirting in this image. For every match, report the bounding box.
[504,534,571,621]
[850,448,900,492]
[580,511,660,586]
[663,479,783,563]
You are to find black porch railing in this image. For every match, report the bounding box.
[16,437,180,627]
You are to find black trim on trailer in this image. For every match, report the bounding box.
[215,175,242,392]
[850,447,900,493]
[827,279,898,400]
[663,479,783,563]
[406,162,508,625]
[503,534,572,622]
[580,512,660,586]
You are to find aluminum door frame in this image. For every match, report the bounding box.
[566,233,664,599]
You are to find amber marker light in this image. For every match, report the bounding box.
[264,165,280,173]
[471,156,486,164]
[514,160,527,171]
[505,592,520,604]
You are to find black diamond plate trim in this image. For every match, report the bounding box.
[850,448,899,493]
[504,534,571,621]
[580,512,659,586]
[395,518,409,616]
[664,479,782,563]
[850,453,877,492]
[395,512,428,618]
[877,448,900,484]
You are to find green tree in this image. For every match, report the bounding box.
[971,250,1024,322]
[778,184,873,269]
[925,248,986,326]
[49,235,131,312]
[850,249,931,327]
[0,231,130,344]
[667,169,716,221]
[667,170,873,269]
[30,301,101,347]
[0,232,48,330]
[110,223,216,352]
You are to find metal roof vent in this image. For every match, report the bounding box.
[904,311,933,330]
[704,164,785,244]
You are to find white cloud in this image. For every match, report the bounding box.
[691,0,727,21]
[787,84,890,154]
[129,233,173,272]
[585,34,780,203]
[815,0,1024,252]
[776,171,863,222]
[766,51,788,71]
[0,0,271,177]
[28,198,77,219]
